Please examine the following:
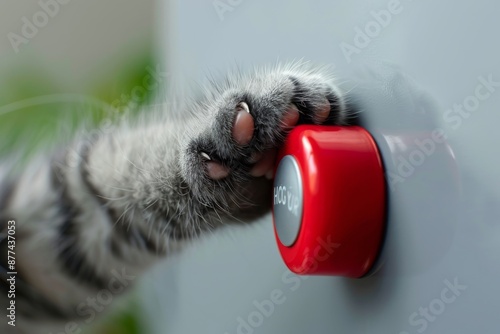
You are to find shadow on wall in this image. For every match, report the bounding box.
[338,62,461,311]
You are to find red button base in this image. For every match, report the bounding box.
[272,125,386,278]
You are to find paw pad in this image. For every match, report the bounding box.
[232,102,254,146]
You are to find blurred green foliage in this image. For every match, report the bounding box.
[0,50,158,161]
[86,296,148,334]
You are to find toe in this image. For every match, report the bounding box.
[232,102,254,145]
[206,161,230,180]
[281,104,300,130]
[249,151,263,163]
[250,149,277,177]
[313,98,331,124]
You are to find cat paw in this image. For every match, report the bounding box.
[179,68,347,218]
[189,70,346,183]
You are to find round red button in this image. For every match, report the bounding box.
[272,125,386,278]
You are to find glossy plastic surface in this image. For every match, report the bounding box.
[273,125,386,278]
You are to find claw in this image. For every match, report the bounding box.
[200,152,211,160]
[237,101,250,113]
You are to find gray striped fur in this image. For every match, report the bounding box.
[0,63,346,333]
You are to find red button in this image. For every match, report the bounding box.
[272,125,386,278]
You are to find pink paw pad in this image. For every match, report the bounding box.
[281,104,300,129]
[206,160,230,180]
[232,102,254,146]
[313,98,331,124]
